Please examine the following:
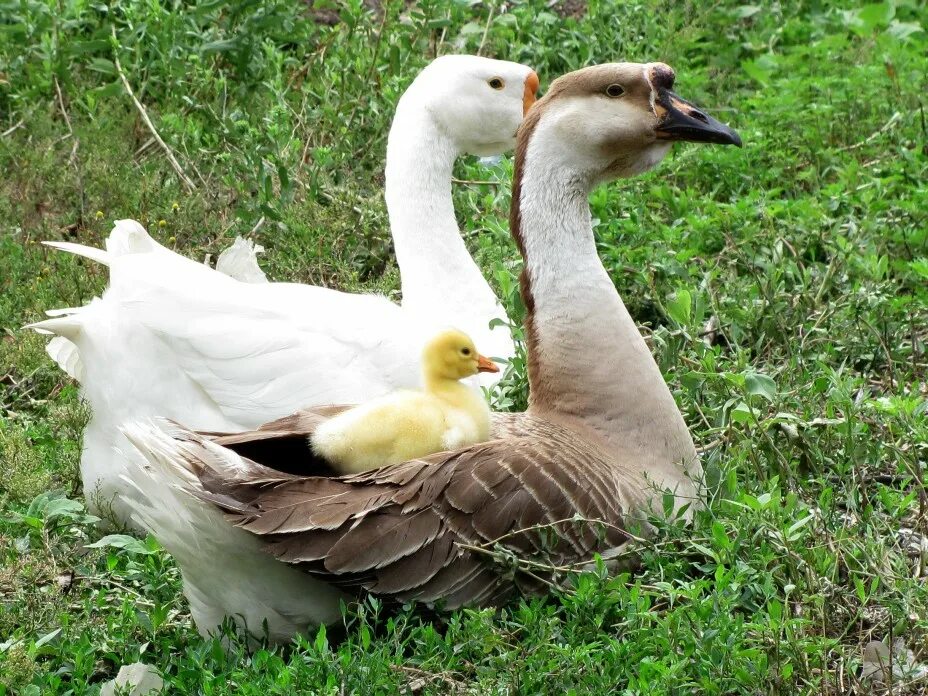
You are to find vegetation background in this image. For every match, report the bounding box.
[1,0,926,693]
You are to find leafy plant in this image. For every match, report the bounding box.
[1,0,927,692]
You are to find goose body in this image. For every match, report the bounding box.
[29,56,539,525]
[122,61,741,642]
[312,329,499,473]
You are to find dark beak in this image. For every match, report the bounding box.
[654,89,742,147]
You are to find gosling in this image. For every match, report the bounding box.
[311,329,499,474]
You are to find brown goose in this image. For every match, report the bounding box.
[122,61,740,643]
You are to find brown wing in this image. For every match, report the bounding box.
[201,407,354,477]
[183,412,633,609]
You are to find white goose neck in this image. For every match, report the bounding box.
[385,101,490,313]
[515,124,698,480]
[383,96,512,369]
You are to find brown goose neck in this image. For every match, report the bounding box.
[509,117,697,473]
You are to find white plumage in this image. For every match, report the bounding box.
[29,55,537,527]
[119,421,346,645]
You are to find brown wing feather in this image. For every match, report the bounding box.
[181,411,631,608]
[366,533,458,593]
[324,509,442,572]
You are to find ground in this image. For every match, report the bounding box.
[1,0,927,693]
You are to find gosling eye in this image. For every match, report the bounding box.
[461,347,472,356]
[605,84,626,98]
[487,77,505,90]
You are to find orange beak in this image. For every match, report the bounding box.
[476,354,500,374]
[523,70,540,115]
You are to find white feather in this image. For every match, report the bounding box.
[42,241,111,266]
[214,237,268,284]
[46,336,84,381]
[120,421,345,644]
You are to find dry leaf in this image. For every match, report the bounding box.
[56,570,74,594]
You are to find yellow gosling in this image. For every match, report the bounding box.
[310,329,499,473]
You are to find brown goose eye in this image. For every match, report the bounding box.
[461,347,472,356]
[605,83,625,98]
[487,77,504,90]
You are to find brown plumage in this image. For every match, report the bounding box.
[172,411,639,609]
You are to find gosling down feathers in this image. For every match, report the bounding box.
[311,330,499,474]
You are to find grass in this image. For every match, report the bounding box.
[1,0,927,692]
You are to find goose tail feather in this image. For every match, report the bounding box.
[43,219,165,267]
[24,314,82,340]
[24,309,86,380]
[42,240,110,266]
[46,336,84,381]
[118,420,345,643]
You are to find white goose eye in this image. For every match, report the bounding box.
[487,77,505,90]
[605,84,626,98]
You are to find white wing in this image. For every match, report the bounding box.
[109,255,422,427]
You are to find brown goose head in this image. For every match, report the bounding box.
[516,62,741,186]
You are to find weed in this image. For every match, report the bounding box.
[1,0,926,693]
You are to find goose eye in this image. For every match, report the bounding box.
[461,347,472,356]
[605,84,626,98]
[487,77,504,90]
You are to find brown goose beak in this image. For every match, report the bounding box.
[476,354,500,374]
[654,89,742,147]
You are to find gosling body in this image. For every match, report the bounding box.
[311,330,498,473]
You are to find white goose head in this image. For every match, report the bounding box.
[516,62,740,187]
[401,54,540,156]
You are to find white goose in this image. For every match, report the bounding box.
[29,55,539,525]
[122,62,740,644]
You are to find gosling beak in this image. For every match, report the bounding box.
[523,70,540,115]
[654,89,742,147]
[476,354,500,374]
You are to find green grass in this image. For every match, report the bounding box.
[1,0,927,692]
